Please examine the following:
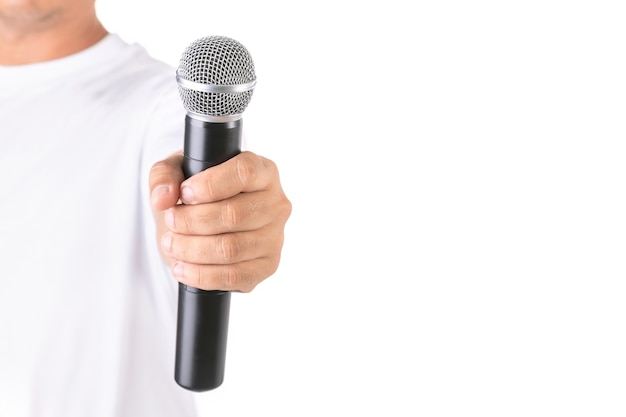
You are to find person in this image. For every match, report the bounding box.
[0,0,291,415]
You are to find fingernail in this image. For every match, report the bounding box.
[151,184,170,205]
[181,186,193,204]
[164,209,174,229]
[172,262,184,278]
[161,232,172,253]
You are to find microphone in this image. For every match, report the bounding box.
[173,35,256,392]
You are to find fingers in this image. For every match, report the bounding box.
[163,190,281,235]
[179,151,277,204]
[161,226,284,267]
[171,257,282,293]
[149,152,184,211]
[152,150,292,292]
[160,200,289,292]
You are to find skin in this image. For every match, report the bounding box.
[0,0,107,65]
[151,152,291,293]
[1,0,292,292]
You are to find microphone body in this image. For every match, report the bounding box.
[174,116,242,391]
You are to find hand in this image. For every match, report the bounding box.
[149,151,292,292]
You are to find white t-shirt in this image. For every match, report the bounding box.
[0,34,198,416]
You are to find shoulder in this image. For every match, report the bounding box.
[114,37,178,97]
[98,35,184,118]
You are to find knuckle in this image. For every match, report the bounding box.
[203,178,218,201]
[263,157,278,174]
[151,158,171,171]
[220,200,243,231]
[186,264,211,290]
[235,154,260,186]
[216,234,242,263]
[222,265,244,289]
[273,230,286,253]
[180,210,194,233]
[272,192,292,225]
[280,193,293,219]
[149,160,170,184]
[267,257,280,278]
[186,265,204,288]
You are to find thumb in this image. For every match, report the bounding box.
[149,151,184,211]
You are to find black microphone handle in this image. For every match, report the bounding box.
[174,115,242,392]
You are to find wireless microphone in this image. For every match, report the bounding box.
[174,35,256,392]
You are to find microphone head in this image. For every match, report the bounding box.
[176,36,256,120]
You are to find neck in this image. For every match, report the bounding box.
[0,6,108,65]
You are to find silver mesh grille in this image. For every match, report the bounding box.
[177,36,256,117]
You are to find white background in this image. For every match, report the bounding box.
[97,1,625,416]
